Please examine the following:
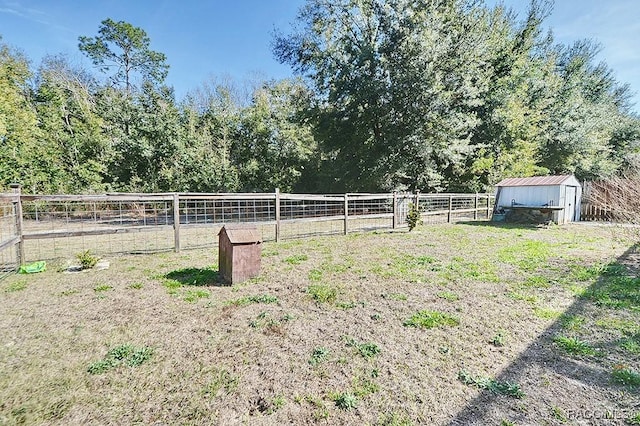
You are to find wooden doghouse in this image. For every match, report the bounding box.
[218,225,262,284]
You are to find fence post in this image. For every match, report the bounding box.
[275,188,281,242]
[173,193,181,253]
[344,193,349,235]
[10,184,24,265]
[414,190,420,208]
[392,192,398,229]
[474,193,479,220]
[486,194,491,219]
[447,194,453,223]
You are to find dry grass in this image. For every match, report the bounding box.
[0,222,639,425]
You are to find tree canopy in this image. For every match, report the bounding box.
[0,4,639,194]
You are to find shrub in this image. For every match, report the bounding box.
[77,249,100,270]
[406,203,423,231]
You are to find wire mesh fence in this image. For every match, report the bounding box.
[418,193,492,224]
[0,193,19,278]
[0,190,494,267]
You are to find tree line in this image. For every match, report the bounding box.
[1,0,638,195]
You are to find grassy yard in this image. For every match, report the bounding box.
[1,222,639,425]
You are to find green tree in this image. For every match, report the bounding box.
[236,79,316,192]
[97,82,181,191]
[0,39,56,193]
[34,55,108,192]
[173,81,241,192]
[540,40,635,180]
[274,0,494,191]
[465,3,556,191]
[79,18,169,92]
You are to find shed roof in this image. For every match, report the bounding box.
[496,175,579,187]
[219,225,262,244]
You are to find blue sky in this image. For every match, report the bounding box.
[1,0,638,112]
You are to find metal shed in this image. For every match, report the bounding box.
[494,175,582,224]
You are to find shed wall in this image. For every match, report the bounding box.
[497,186,561,207]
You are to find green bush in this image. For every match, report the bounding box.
[77,249,100,270]
[406,203,423,231]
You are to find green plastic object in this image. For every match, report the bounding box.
[18,261,46,274]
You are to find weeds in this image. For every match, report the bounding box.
[385,293,408,301]
[585,265,640,311]
[93,284,112,292]
[440,257,498,283]
[533,307,561,320]
[559,314,586,331]
[458,370,524,398]
[549,406,567,422]
[307,284,337,304]
[491,331,506,347]
[627,413,640,425]
[183,289,210,302]
[437,291,459,301]
[308,269,323,281]
[284,254,308,265]
[403,310,459,329]
[553,335,598,356]
[202,368,240,397]
[269,395,286,413]
[352,375,379,397]
[619,336,640,354]
[611,365,640,387]
[226,294,279,306]
[4,280,26,292]
[377,412,414,426]
[309,347,330,366]
[87,344,153,374]
[371,254,438,279]
[129,282,144,289]
[332,392,358,410]
[344,336,381,359]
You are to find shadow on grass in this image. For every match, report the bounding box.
[164,267,223,286]
[449,245,640,425]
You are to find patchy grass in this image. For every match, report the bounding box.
[457,370,524,398]
[309,347,330,366]
[344,336,381,359]
[307,283,338,304]
[226,294,279,307]
[611,366,640,387]
[331,392,358,410]
[4,279,26,292]
[553,335,599,357]
[437,291,459,301]
[183,288,210,302]
[202,368,240,397]
[284,254,308,265]
[0,223,637,425]
[87,344,153,374]
[93,284,112,292]
[403,310,460,329]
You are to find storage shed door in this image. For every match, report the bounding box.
[565,186,577,222]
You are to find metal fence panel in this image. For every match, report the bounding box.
[0,191,494,266]
[0,194,19,277]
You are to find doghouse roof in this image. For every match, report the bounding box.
[496,175,580,187]
[219,225,262,244]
